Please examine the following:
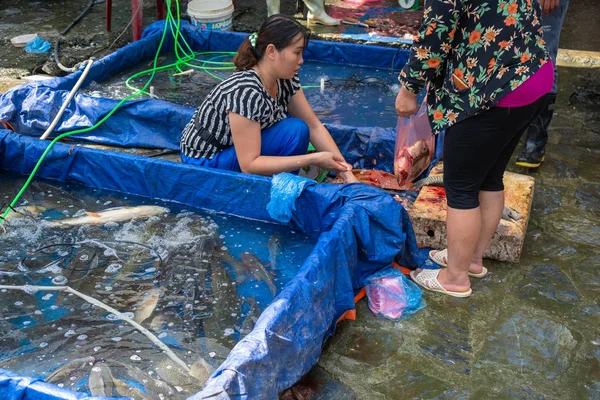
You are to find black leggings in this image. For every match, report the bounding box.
[443,95,548,210]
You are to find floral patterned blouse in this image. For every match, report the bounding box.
[399,0,549,133]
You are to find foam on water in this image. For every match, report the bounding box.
[105,263,122,273]
[51,275,67,285]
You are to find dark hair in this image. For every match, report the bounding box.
[234,14,311,70]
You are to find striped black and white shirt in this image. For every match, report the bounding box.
[180,69,302,159]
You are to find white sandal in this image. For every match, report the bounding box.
[409,269,472,298]
[428,249,488,278]
[429,249,449,267]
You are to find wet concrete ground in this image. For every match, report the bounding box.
[291,2,600,399]
[304,64,600,397]
[1,0,600,399]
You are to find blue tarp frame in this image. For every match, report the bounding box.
[0,22,423,399]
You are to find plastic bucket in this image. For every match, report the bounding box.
[187,0,234,30]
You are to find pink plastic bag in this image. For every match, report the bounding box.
[365,268,425,321]
[367,276,407,320]
[393,101,435,189]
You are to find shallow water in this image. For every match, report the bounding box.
[289,67,600,399]
[81,53,401,128]
[0,173,316,398]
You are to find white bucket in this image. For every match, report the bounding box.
[187,0,234,31]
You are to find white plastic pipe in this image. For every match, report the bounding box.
[40,58,94,140]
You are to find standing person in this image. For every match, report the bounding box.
[515,0,569,168]
[266,0,341,25]
[180,14,357,183]
[395,0,553,297]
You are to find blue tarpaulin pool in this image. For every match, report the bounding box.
[0,21,424,399]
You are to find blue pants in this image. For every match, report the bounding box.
[543,0,569,95]
[181,118,310,172]
[519,0,569,158]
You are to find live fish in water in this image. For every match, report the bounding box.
[240,252,277,296]
[108,359,176,398]
[49,205,169,227]
[239,297,261,336]
[132,287,162,324]
[45,356,96,384]
[267,232,281,271]
[2,206,46,222]
[189,358,215,384]
[202,238,247,284]
[88,362,116,397]
[155,358,214,389]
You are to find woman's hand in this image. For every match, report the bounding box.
[395,86,419,117]
[539,0,559,15]
[335,161,358,183]
[313,152,351,173]
[339,169,359,183]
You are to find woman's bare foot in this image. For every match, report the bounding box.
[431,249,487,277]
[422,268,471,293]
[468,262,485,276]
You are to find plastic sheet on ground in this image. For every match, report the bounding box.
[0,21,422,400]
[0,128,420,399]
[0,366,122,400]
[23,37,51,54]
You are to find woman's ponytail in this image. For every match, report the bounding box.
[233,38,258,70]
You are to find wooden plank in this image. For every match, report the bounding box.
[406,162,535,263]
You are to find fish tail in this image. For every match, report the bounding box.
[268,282,277,296]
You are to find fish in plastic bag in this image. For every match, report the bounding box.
[394,100,435,189]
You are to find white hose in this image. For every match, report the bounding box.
[40,58,95,140]
[0,284,191,373]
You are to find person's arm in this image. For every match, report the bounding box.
[228,112,349,176]
[396,0,463,116]
[287,88,358,183]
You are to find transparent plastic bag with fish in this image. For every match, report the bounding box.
[365,268,425,321]
[393,100,435,189]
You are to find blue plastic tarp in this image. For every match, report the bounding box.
[0,367,125,400]
[0,20,422,400]
[0,129,421,399]
[0,21,409,173]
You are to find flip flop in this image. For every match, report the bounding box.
[409,269,472,298]
[429,249,449,266]
[428,249,488,278]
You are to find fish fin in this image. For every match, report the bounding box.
[86,212,102,218]
[269,284,277,296]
